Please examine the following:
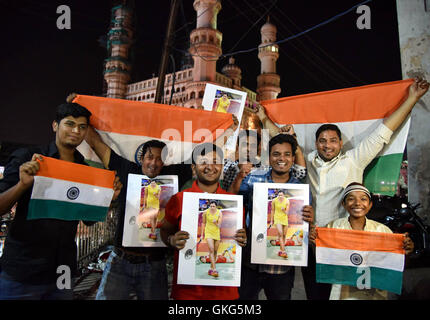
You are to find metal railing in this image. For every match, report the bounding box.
[75,208,117,271]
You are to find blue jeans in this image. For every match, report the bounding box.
[95,250,168,300]
[0,271,73,300]
[238,266,295,300]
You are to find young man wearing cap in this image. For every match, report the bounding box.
[85,127,192,300]
[304,78,429,300]
[0,103,121,300]
[160,143,247,300]
[309,182,414,300]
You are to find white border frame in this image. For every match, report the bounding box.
[201,83,247,151]
[177,192,243,287]
[122,174,178,247]
[251,182,310,266]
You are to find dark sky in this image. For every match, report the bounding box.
[0,0,402,146]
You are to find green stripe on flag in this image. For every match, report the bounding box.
[27,199,109,222]
[363,153,404,196]
[84,159,105,168]
[316,263,403,294]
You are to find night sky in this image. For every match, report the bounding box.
[1,0,402,146]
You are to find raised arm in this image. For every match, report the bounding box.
[383,78,429,132]
[215,114,239,149]
[255,103,282,138]
[0,154,44,215]
[85,125,111,169]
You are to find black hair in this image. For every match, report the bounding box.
[315,124,342,141]
[55,103,92,124]
[209,200,218,206]
[237,129,261,147]
[191,143,224,165]
[140,140,168,161]
[268,134,297,155]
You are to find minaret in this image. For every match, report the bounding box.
[185,0,222,108]
[103,3,134,99]
[257,17,281,101]
[222,56,242,89]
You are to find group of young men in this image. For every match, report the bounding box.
[0,78,428,300]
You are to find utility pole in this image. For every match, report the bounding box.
[396,0,430,218]
[155,0,181,104]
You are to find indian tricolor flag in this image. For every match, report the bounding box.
[316,227,405,294]
[261,79,414,195]
[28,156,115,221]
[72,95,233,166]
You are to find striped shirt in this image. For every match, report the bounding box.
[307,123,393,227]
[223,159,307,192]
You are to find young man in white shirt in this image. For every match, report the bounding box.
[303,77,429,300]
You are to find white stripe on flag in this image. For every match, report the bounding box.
[78,130,196,165]
[316,247,404,272]
[31,176,114,207]
[276,117,410,157]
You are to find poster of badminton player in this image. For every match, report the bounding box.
[266,188,307,263]
[201,83,247,152]
[177,192,243,287]
[250,182,309,266]
[195,198,239,281]
[123,174,178,247]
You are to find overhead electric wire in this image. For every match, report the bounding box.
[226,0,330,89]
[253,0,354,88]
[171,0,373,62]
[273,3,367,85]
[224,0,278,55]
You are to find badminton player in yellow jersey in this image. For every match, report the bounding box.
[201,201,223,277]
[215,94,231,113]
[271,191,290,259]
[144,180,162,240]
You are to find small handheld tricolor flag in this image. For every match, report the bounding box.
[316,227,405,294]
[261,79,414,195]
[28,156,115,222]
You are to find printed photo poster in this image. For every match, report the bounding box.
[201,83,247,152]
[251,183,310,266]
[123,174,178,247]
[178,192,243,287]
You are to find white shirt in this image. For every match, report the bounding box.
[307,123,393,227]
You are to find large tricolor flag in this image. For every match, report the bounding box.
[261,79,414,195]
[72,95,234,166]
[316,227,405,294]
[28,156,115,221]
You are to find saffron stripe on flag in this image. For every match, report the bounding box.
[316,227,405,253]
[36,156,115,189]
[261,79,413,124]
[316,263,403,295]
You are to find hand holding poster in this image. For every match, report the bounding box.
[251,183,310,266]
[177,192,243,287]
[123,174,178,247]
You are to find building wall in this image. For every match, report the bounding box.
[396,0,430,217]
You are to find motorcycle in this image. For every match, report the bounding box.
[368,195,430,268]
